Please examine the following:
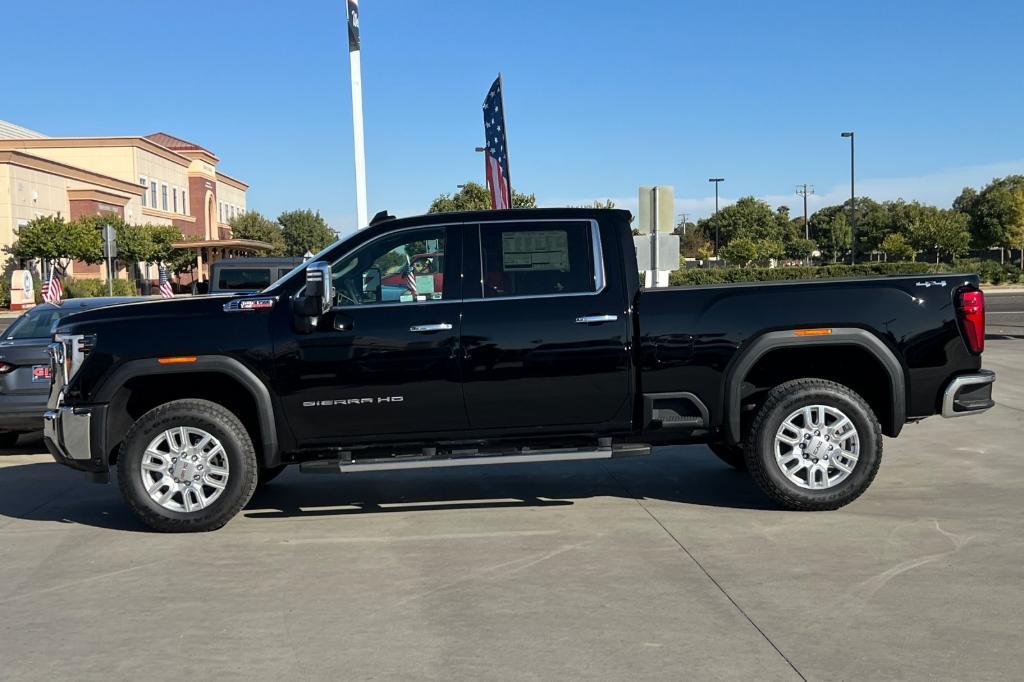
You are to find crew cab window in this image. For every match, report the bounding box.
[331,227,447,306]
[480,221,595,298]
[217,268,273,291]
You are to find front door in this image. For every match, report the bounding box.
[459,219,632,431]
[273,224,466,446]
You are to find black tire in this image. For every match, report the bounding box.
[117,399,258,532]
[257,464,287,487]
[745,378,882,511]
[0,432,19,449]
[708,442,747,471]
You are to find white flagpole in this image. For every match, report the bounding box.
[347,1,368,229]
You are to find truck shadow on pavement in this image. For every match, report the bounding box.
[0,447,774,532]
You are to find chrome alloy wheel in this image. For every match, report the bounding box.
[773,405,860,490]
[140,427,230,513]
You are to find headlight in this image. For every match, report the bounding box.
[53,333,96,384]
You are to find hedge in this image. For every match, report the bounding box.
[669,260,1023,286]
[1,277,137,307]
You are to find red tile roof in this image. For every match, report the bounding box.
[145,132,209,153]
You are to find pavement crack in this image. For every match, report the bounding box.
[603,465,807,682]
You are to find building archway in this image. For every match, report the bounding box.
[204,191,216,240]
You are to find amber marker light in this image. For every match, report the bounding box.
[793,329,833,337]
[157,356,198,365]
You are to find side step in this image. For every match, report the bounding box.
[299,443,651,474]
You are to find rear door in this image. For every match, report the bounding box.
[459,218,631,431]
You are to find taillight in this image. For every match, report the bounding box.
[957,289,985,354]
[0,362,13,374]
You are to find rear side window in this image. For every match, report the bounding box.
[480,221,595,298]
[217,268,273,291]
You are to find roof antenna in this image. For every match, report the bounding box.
[369,210,395,226]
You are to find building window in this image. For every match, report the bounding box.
[161,184,169,211]
[181,189,187,214]
[172,188,178,213]
[150,181,157,208]
[139,176,148,207]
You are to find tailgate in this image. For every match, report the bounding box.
[0,341,52,395]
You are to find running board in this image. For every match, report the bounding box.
[299,443,651,474]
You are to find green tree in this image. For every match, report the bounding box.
[277,209,336,256]
[957,176,1024,259]
[230,211,286,255]
[147,225,185,265]
[719,237,759,267]
[810,208,852,263]
[9,214,103,274]
[679,229,712,259]
[428,181,536,213]
[697,197,796,252]
[785,238,816,261]
[890,201,971,263]
[879,232,915,261]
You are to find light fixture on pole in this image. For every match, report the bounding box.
[708,177,725,255]
[840,131,855,264]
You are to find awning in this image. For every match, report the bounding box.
[170,238,274,251]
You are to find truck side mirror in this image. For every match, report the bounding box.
[295,261,333,320]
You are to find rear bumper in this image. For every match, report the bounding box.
[43,404,107,473]
[941,370,996,418]
[0,394,47,432]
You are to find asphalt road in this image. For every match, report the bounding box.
[986,290,1024,337]
[0,340,1020,680]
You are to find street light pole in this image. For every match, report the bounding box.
[796,184,814,239]
[841,131,855,264]
[708,177,724,256]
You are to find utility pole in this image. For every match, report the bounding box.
[677,213,689,235]
[708,177,725,256]
[347,1,368,229]
[795,184,814,239]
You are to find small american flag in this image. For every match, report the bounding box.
[42,274,63,304]
[482,75,511,210]
[158,264,174,298]
[404,255,417,297]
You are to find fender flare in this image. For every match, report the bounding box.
[95,355,279,465]
[723,328,906,445]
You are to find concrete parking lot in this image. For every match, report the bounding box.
[0,340,1021,680]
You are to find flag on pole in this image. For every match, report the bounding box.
[158,264,174,298]
[347,0,360,51]
[42,273,63,304]
[482,75,511,210]
[404,255,417,297]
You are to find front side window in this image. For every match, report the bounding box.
[480,221,596,298]
[330,227,447,307]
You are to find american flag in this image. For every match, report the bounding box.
[158,264,174,298]
[482,75,511,210]
[404,255,417,297]
[42,274,63,304]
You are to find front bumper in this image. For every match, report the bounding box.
[941,370,996,418]
[43,404,107,473]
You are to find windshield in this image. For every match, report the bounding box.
[216,267,273,291]
[1,307,78,340]
[261,238,342,293]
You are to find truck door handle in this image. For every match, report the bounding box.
[575,314,618,324]
[409,323,453,333]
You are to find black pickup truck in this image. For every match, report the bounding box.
[43,208,995,532]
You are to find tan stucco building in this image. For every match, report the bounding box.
[0,120,260,281]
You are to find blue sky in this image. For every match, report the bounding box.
[3,0,1022,234]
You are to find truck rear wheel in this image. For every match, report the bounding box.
[117,399,258,532]
[708,442,747,471]
[745,378,882,511]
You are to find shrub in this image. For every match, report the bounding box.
[64,278,137,299]
[666,261,1005,287]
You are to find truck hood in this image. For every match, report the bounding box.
[54,295,238,335]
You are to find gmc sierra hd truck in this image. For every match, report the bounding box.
[43,208,995,532]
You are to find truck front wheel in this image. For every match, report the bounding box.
[745,378,882,511]
[117,399,258,532]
